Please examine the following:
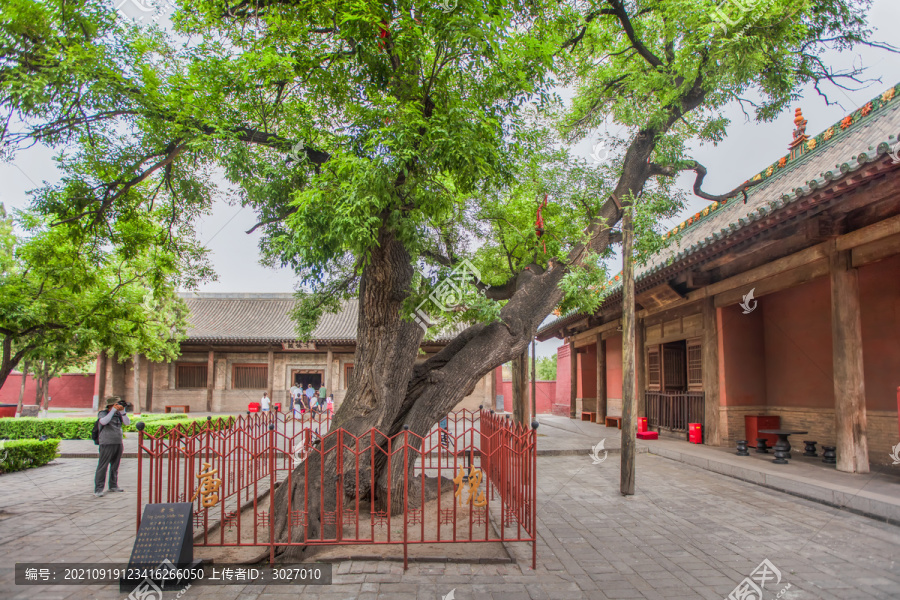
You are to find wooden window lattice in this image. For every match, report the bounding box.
[176,363,208,389]
[647,347,661,391]
[232,364,268,389]
[663,345,687,391]
[687,343,703,390]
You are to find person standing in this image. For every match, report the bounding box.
[95,397,129,498]
[318,383,327,410]
[260,392,270,412]
[305,384,315,411]
[289,383,299,411]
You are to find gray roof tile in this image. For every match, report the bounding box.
[179,293,359,343]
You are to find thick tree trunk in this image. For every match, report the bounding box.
[132,353,142,415]
[39,365,51,417]
[270,125,664,559]
[34,362,43,407]
[15,360,28,417]
[97,351,107,403]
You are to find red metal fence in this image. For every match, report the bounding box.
[136,409,537,568]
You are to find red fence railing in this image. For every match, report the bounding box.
[136,409,537,569]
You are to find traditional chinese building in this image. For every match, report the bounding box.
[538,83,900,472]
[96,293,494,413]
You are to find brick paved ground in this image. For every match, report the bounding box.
[1,453,899,599]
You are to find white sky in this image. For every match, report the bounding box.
[2,0,898,359]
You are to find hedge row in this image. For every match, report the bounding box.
[0,417,95,440]
[0,413,194,440]
[141,416,236,436]
[0,439,60,473]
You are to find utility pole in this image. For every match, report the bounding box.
[531,338,537,420]
[620,205,636,496]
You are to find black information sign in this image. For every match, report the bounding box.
[120,503,199,592]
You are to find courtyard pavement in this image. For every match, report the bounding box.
[2,446,900,599]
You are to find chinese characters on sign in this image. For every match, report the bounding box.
[281,341,317,351]
[452,467,486,508]
[190,463,222,508]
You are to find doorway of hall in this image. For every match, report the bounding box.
[292,369,324,392]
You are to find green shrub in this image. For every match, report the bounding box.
[0,414,234,440]
[0,439,60,473]
[141,416,236,436]
[122,413,189,431]
[0,417,95,440]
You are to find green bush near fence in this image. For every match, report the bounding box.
[140,416,236,436]
[0,412,198,440]
[0,439,60,473]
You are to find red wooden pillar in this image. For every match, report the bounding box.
[830,249,869,473]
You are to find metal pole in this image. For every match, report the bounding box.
[531,338,537,420]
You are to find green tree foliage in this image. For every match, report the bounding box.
[536,354,557,381]
[0,203,192,390]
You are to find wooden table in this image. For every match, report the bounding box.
[759,429,808,464]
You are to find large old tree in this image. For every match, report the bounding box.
[1,0,890,553]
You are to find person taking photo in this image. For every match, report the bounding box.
[94,397,129,497]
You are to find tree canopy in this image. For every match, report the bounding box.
[1,0,893,543]
[0,202,191,389]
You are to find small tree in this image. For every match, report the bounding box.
[536,355,557,381]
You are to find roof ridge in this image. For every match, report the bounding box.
[661,81,899,242]
[179,292,298,299]
[545,83,900,329]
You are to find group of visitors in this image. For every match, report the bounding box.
[258,383,333,417]
[289,383,333,417]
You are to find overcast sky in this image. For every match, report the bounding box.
[2,1,898,359]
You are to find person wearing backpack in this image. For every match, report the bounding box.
[94,397,129,498]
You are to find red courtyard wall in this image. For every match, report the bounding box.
[720,304,768,407]
[0,373,96,408]
[858,253,900,412]
[763,276,833,409]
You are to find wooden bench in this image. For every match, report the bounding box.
[164,405,190,414]
[580,411,596,422]
[605,416,622,429]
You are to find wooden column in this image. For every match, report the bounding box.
[830,249,869,473]
[635,318,646,419]
[267,349,275,405]
[132,353,142,415]
[145,361,154,413]
[568,340,577,418]
[701,297,721,446]
[325,349,333,392]
[206,350,214,412]
[596,336,607,421]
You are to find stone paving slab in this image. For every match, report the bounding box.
[2,451,900,599]
[642,435,900,524]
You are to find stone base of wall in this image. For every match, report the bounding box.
[720,405,899,467]
[607,398,623,417]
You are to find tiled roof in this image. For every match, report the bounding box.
[180,293,359,343]
[180,293,460,344]
[539,82,900,336]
